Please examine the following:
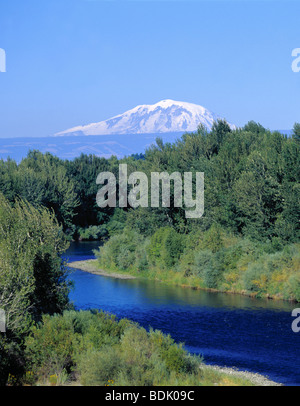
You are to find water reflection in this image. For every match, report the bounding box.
[68,269,295,313]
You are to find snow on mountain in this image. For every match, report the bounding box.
[55,99,235,136]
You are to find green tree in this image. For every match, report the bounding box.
[233,151,281,239]
[19,150,79,231]
[206,119,232,157]
[148,227,185,268]
[64,153,113,228]
[0,158,17,202]
[0,194,72,383]
[292,122,300,141]
[243,121,266,135]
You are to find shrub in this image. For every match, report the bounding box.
[243,263,269,293]
[119,326,200,385]
[95,230,145,270]
[201,224,224,253]
[147,227,185,269]
[242,245,300,297]
[24,314,75,379]
[149,329,200,373]
[193,249,225,289]
[23,310,203,386]
[284,272,300,302]
[135,238,150,271]
[77,346,122,386]
[63,310,132,351]
[163,228,186,268]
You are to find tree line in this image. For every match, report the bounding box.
[0,120,299,242]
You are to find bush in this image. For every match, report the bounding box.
[147,227,185,269]
[23,310,202,386]
[135,238,150,271]
[243,263,269,293]
[77,346,122,386]
[285,272,300,302]
[149,329,200,375]
[163,228,186,268]
[242,245,300,298]
[0,194,71,384]
[118,326,200,385]
[95,230,145,271]
[201,224,224,253]
[24,314,75,379]
[119,326,157,385]
[194,249,225,289]
[63,310,131,350]
[106,208,127,237]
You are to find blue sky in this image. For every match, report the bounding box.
[0,0,299,138]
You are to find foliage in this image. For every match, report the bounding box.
[24,314,75,378]
[147,227,185,269]
[90,121,299,299]
[1,119,299,385]
[97,226,300,300]
[95,230,147,271]
[292,122,300,141]
[77,225,108,241]
[0,122,298,243]
[0,194,71,384]
[23,310,202,386]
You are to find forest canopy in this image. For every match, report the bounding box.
[0,120,298,243]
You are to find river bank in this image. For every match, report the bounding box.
[201,365,282,386]
[68,259,283,386]
[68,259,136,279]
[67,259,298,304]
[67,259,290,386]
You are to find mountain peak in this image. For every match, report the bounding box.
[55,99,234,136]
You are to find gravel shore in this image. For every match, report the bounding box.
[67,259,136,279]
[203,365,282,386]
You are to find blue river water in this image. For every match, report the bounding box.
[63,241,300,386]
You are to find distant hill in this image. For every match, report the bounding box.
[0,128,294,163]
[0,132,185,163]
[0,98,293,162]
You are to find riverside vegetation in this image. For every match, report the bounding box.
[94,122,300,301]
[0,195,256,386]
[0,120,299,385]
[94,224,300,301]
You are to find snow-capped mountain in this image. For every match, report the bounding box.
[55,99,235,136]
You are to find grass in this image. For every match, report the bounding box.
[30,364,272,386]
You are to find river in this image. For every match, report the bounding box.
[63,241,300,386]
